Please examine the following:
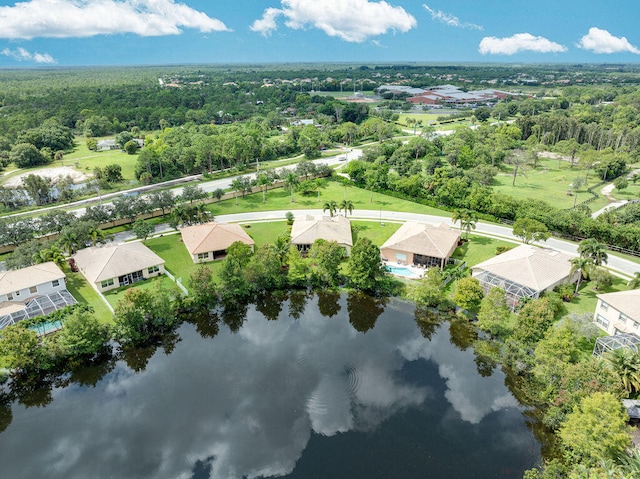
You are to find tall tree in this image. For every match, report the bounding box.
[512,217,550,244]
[346,237,384,293]
[578,238,608,266]
[322,200,338,217]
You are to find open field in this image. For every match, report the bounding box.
[492,158,611,212]
[208,181,446,217]
[63,138,139,182]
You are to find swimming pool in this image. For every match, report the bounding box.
[385,265,421,279]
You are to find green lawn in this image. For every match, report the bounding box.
[209,181,446,217]
[65,271,113,323]
[144,234,204,285]
[563,277,628,316]
[451,234,518,267]
[492,159,608,210]
[351,220,401,246]
[63,138,140,181]
[102,274,180,309]
[240,221,290,247]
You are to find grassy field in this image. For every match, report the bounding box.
[208,181,447,217]
[492,159,611,212]
[63,138,139,181]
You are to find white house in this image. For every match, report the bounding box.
[594,289,640,336]
[472,245,578,309]
[0,262,76,329]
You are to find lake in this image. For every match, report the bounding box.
[0,292,540,478]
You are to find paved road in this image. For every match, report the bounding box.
[116,208,639,279]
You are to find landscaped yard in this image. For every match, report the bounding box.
[65,271,113,323]
[144,233,207,288]
[451,234,519,267]
[102,274,181,309]
[563,277,629,316]
[351,220,401,246]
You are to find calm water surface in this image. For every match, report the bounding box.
[0,293,540,478]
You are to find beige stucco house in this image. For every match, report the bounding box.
[74,242,165,292]
[594,289,640,336]
[380,222,461,270]
[472,245,578,308]
[181,222,255,263]
[290,215,353,256]
[0,262,76,329]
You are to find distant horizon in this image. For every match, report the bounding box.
[1,1,640,67]
[2,60,640,71]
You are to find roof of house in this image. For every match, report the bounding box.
[597,289,640,321]
[180,222,255,255]
[0,262,65,297]
[380,222,460,259]
[290,215,353,247]
[73,242,164,283]
[471,245,573,292]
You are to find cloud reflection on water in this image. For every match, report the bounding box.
[0,295,535,479]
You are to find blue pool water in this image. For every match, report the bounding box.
[385,265,421,278]
[29,320,63,336]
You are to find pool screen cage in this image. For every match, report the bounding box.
[593,334,640,357]
[474,270,539,309]
[0,290,77,330]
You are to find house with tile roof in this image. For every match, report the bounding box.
[471,245,578,309]
[290,215,353,256]
[180,222,255,263]
[0,262,76,329]
[594,289,640,336]
[73,242,165,292]
[380,222,460,270]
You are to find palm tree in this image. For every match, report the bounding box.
[322,200,338,218]
[315,178,325,203]
[460,210,478,240]
[88,225,105,246]
[628,272,640,290]
[257,173,272,203]
[230,178,243,206]
[36,245,66,269]
[604,348,640,396]
[284,172,299,203]
[570,256,593,294]
[578,238,608,266]
[58,230,78,256]
[339,199,354,217]
[451,209,464,233]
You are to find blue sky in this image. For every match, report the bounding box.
[0,0,639,66]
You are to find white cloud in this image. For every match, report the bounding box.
[1,46,55,63]
[251,0,416,43]
[577,27,640,54]
[479,33,567,55]
[422,4,482,30]
[0,0,229,40]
